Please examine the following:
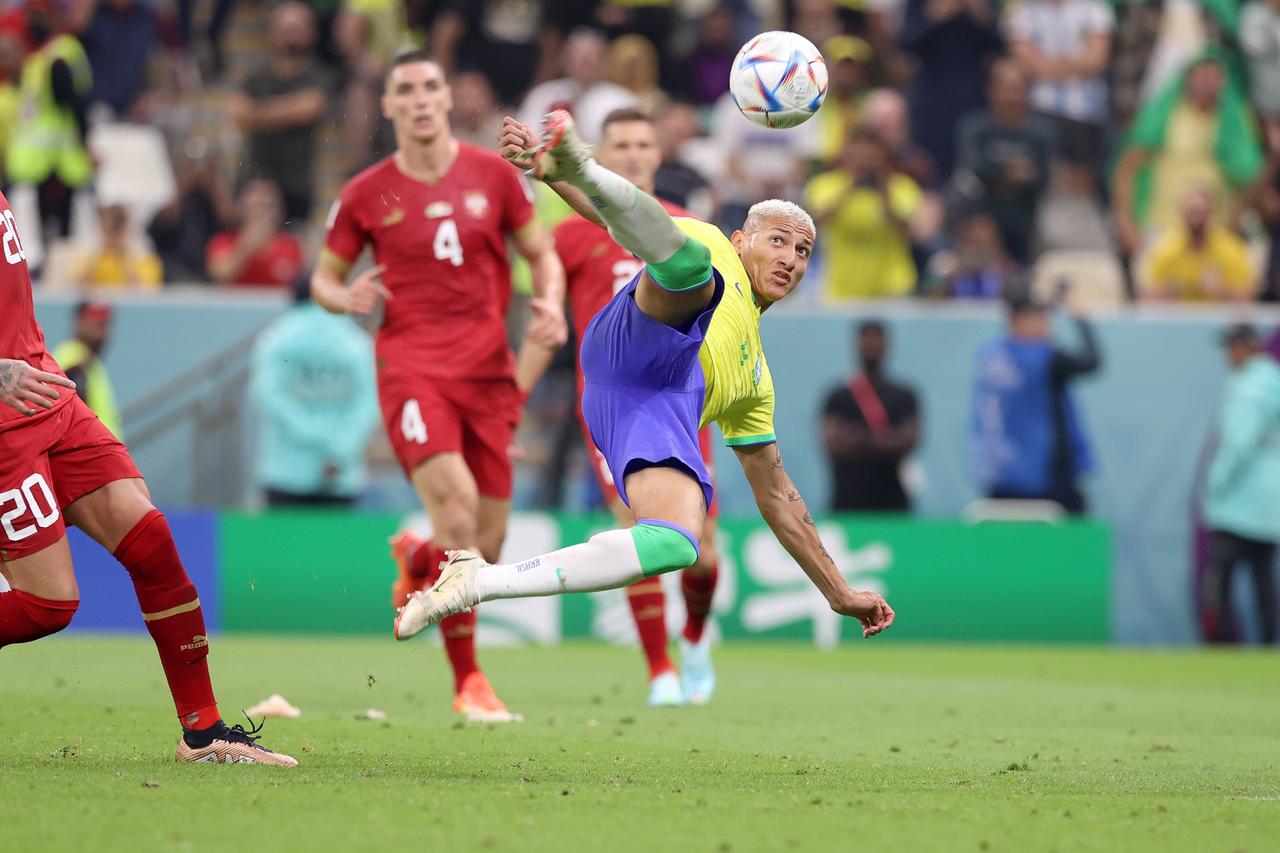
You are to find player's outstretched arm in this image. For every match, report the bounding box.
[735,442,895,638]
[0,358,76,416]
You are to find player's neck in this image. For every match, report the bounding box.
[394,136,459,185]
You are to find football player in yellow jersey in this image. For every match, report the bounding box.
[394,110,894,643]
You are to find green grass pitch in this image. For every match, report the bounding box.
[2,635,1278,852]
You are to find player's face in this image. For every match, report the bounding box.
[383,61,453,143]
[596,120,661,191]
[732,217,814,306]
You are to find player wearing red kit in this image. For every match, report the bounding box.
[551,108,721,707]
[0,193,295,765]
[312,52,566,721]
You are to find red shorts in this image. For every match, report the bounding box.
[578,412,719,518]
[379,375,522,499]
[0,396,140,562]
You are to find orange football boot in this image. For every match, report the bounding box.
[390,531,433,609]
[453,671,522,723]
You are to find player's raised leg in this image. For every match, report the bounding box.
[532,109,716,328]
[396,466,705,637]
[65,476,296,765]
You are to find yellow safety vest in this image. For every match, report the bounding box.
[8,34,92,187]
[52,338,123,440]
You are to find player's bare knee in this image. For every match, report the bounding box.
[65,478,156,553]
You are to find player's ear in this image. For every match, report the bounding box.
[380,92,393,121]
[443,83,453,114]
[730,230,747,252]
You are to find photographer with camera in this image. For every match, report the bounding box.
[805,126,928,301]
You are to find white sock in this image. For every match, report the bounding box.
[476,529,644,601]
[574,161,687,265]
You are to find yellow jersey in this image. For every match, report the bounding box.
[674,218,776,447]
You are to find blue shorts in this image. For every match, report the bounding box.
[580,271,723,510]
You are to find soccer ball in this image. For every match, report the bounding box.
[729,31,828,129]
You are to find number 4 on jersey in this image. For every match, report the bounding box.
[433,219,463,267]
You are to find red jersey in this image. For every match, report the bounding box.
[554,198,689,351]
[0,190,70,432]
[206,231,304,288]
[324,144,535,381]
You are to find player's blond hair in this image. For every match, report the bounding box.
[743,199,816,240]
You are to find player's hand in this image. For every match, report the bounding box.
[526,296,568,347]
[833,589,895,638]
[0,359,76,417]
[499,116,539,173]
[345,264,391,315]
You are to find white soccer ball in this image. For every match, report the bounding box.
[729,31,828,129]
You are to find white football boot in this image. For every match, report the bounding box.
[679,634,716,705]
[647,670,686,708]
[393,550,484,641]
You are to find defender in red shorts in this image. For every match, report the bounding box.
[312,52,565,721]
[552,108,721,707]
[0,194,295,766]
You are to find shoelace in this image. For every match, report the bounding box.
[221,716,267,747]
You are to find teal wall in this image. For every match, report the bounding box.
[34,293,1279,644]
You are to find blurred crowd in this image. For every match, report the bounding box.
[8,0,1280,304]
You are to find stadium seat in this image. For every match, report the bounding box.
[87,123,178,226]
[1030,249,1127,309]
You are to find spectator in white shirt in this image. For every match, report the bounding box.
[1007,0,1114,195]
[518,28,638,144]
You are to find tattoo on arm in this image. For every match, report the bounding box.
[802,511,814,526]
[786,489,801,502]
[771,449,784,470]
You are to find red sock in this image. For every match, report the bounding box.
[627,578,673,678]
[114,510,220,729]
[440,611,479,692]
[421,542,480,693]
[407,537,439,584]
[681,563,719,644]
[0,589,78,646]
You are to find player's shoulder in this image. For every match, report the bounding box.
[674,216,729,250]
[340,156,398,200]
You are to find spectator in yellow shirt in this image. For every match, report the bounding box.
[1142,187,1255,301]
[805,127,923,301]
[72,204,163,289]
